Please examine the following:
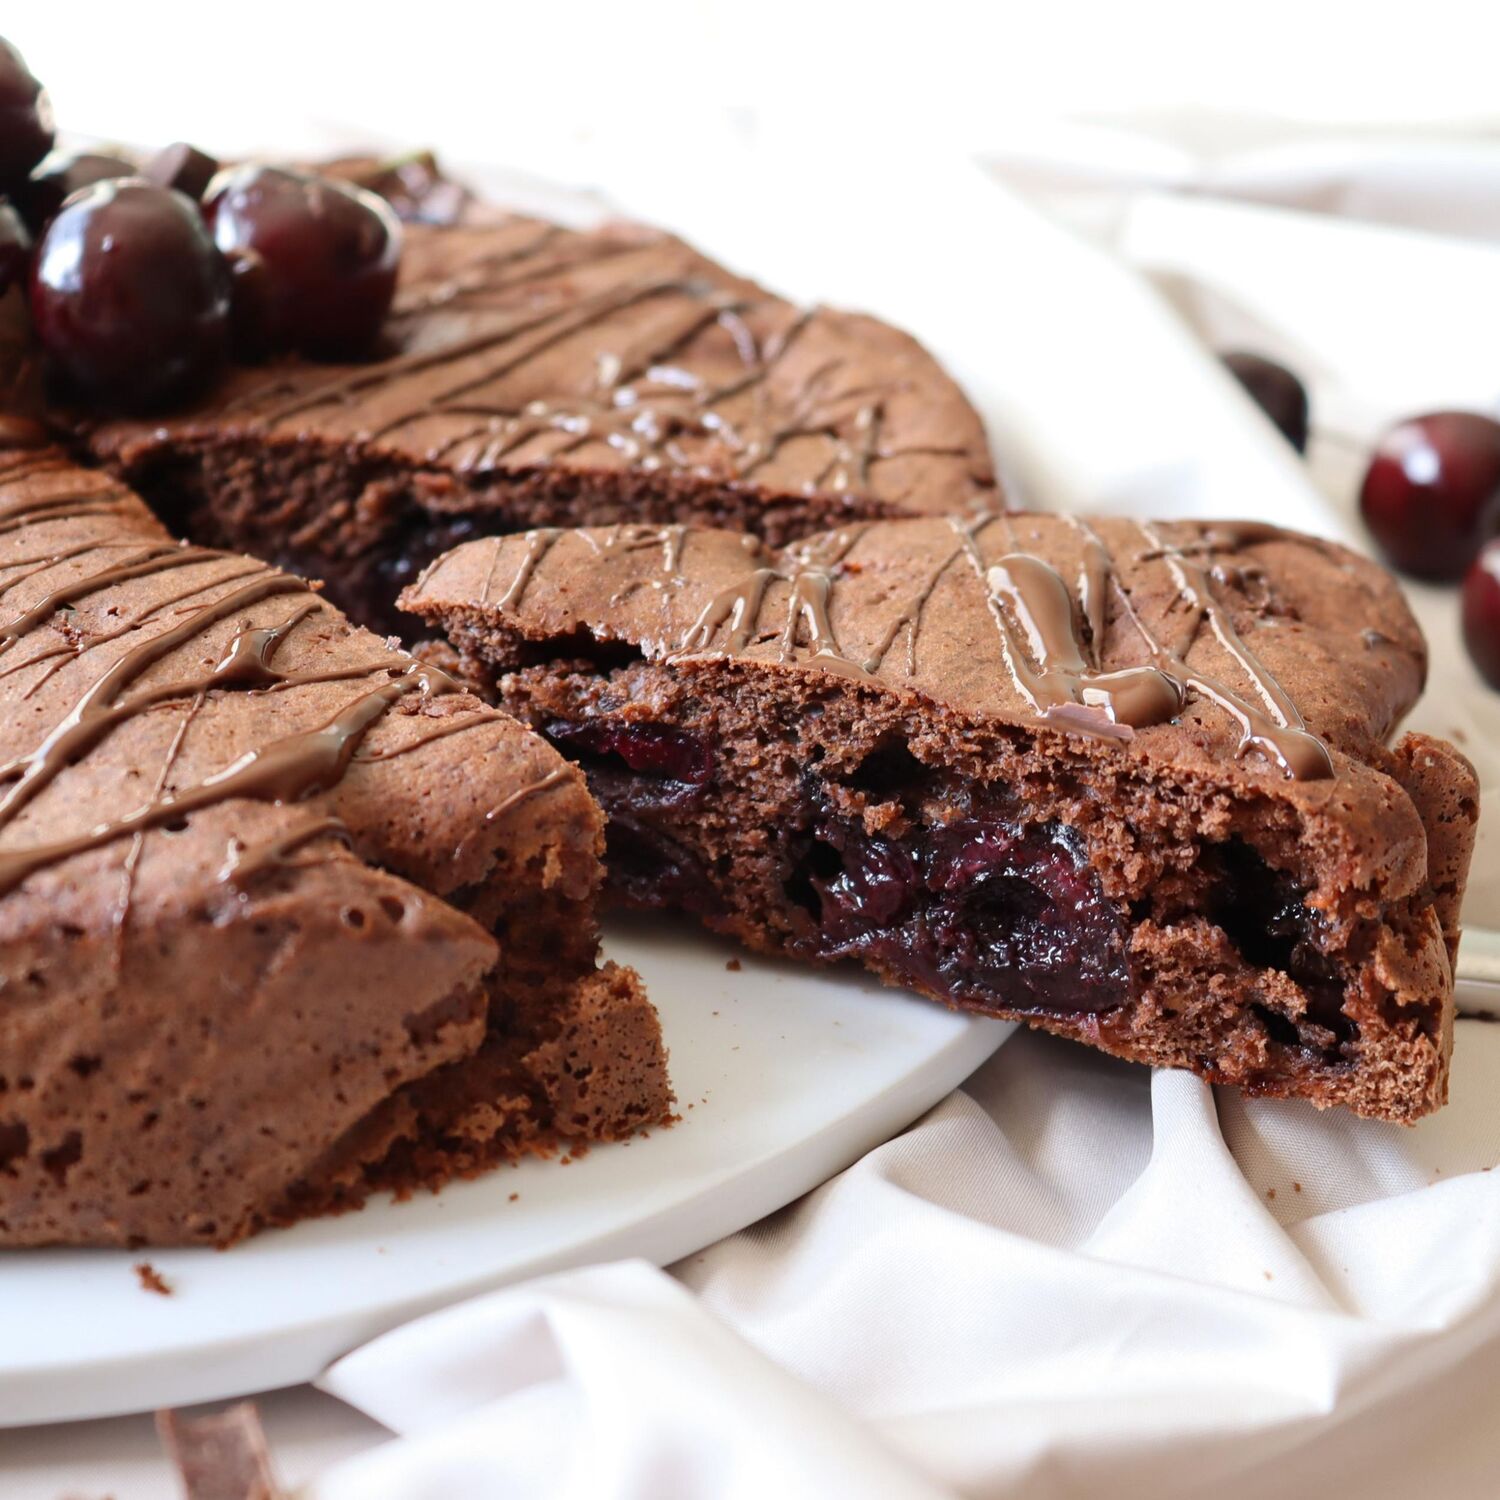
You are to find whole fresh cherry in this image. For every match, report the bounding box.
[31,178,231,412]
[20,150,136,235]
[0,37,54,192]
[1221,351,1309,453]
[0,201,30,297]
[1463,540,1500,689]
[204,165,402,359]
[1359,411,1500,581]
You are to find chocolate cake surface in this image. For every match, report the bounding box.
[0,443,670,1248]
[74,214,999,635]
[403,515,1479,1123]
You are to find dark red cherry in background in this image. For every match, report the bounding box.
[1220,350,1310,453]
[1359,411,1500,581]
[204,164,402,359]
[144,141,220,203]
[1463,541,1500,689]
[31,179,230,413]
[19,150,136,235]
[0,202,31,297]
[0,37,54,191]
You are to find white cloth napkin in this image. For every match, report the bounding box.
[984,118,1500,243]
[298,143,1500,1500]
[314,1031,1500,1500]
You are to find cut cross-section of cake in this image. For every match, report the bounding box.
[0,442,670,1248]
[71,214,999,637]
[403,515,1479,1123]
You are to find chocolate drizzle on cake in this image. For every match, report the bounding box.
[490,527,561,609]
[958,513,1334,776]
[481,512,1337,779]
[980,549,1182,740]
[74,215,997,640]
[217,813,352,888]
[224,252,916,495]
[0,453,468,896]
[0,653,450,897]
[1132,522,1333,779]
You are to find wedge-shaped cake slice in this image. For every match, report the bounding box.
[0,446,669,1248]
[75,213,998,636]
[403,516,1478,1123]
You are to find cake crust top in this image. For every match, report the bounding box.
[404,514,1428,788]
[87,215,999,517]
[0,445,592,936]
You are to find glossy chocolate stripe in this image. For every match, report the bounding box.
[983,551,1182,734]
[0,574,315,826]
[0,546,212,652]
[203,220,979,502]
[0,664,447,897]
[217,814,353,888]
[1136,523,1332,779]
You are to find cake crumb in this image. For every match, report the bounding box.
[725,958,742,972]
[1266,1188,1276,1200]
[1263,1270,1273,1281]
[134,1261,172,1296]
[1293,1181,1302,1193]
[509,1192,519,1202]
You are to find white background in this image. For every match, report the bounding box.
[7,5,1500,1497]
[17,0,1500,172]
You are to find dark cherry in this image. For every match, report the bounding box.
[0,37,54,192]
[810,821,918,933]
[144,142,221,203]
[545,719,713,786]
[0,200,30,296]
[1208,839,1348,1046]
[204,165,402,359]
[20,151,136,235]
[787,811,1132,1014]
[1359,411,1500,581]
[30,179,231,413]
[604,811,721,916]
[1221,351,1310,453]
[1463,540,1500,690]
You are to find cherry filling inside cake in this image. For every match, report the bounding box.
[557,717,1131,1015]
[495,664,1365,1073]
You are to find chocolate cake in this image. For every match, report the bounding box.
[0,439,670,1248]
[74,213,999,637]
[402,515,1479,1123]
